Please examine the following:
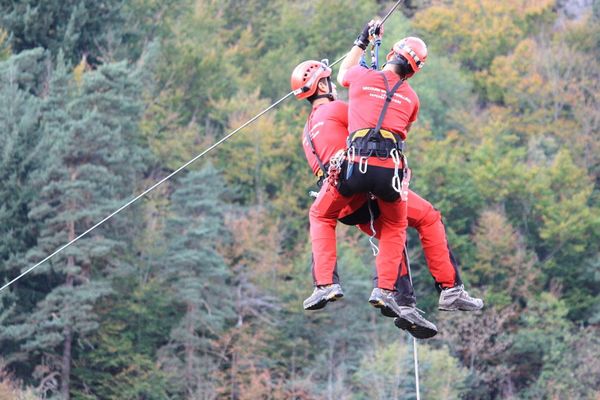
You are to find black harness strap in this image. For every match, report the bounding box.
[348,73,405,157]
[373,73,404,136]
[303,120,329,177]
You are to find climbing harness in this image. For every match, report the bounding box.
[347,73,404,157]
[346,72,410,198]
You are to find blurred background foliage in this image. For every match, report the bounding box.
[0,0,598,398]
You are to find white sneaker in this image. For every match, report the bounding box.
[303,284,344,310]
[439,284,484,311]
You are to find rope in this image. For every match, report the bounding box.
[403,243,421,400]
[414,335,421,400]
[0,1,406,287]
[367,197,379,256]
[0,91,294,293]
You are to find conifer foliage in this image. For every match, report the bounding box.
[0,0,598,399]
[158,165,234,398]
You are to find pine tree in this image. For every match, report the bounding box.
[2,55,146,399]
[157,164,235,399]
[0,50,48,372]
[0,0,128,65]
[0,48,46,267]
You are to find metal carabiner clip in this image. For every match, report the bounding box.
[359,156,369,174]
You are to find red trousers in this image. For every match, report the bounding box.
[310,180,407,290]
[356,190,458,288]
[311,188,458,289]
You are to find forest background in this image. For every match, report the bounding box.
[0,0,599,399]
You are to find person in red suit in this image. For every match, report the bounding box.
[291,30,483,337]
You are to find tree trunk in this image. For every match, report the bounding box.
[61,323,73,400]
[230,349,238,400]
[185,302,195,397]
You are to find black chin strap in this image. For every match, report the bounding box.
[311,93,335,101]
[306,78,334,101]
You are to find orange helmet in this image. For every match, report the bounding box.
[290,60,332,100]
[386,37,427,76]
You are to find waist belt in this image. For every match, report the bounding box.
[348,128,405,157]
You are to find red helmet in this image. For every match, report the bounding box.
[386,37,427,76]
[290,60,332,100]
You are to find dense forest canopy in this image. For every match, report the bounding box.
[0,0,598,399]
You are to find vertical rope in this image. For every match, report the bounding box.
[403,243,421,400]
[413,337,421,400]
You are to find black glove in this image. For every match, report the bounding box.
[353,22,371,50]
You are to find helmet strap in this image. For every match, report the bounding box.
[307,78,334,102]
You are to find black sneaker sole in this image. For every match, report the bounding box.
[380,306,397,318]
[369,298,403,318]
[438,305,484,312]
[394,317,438,339]
[304,293,344,311]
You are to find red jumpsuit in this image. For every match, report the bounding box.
[308,66,418,290]
[303,98,460,289]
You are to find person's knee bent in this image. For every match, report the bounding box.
[420,205,443,228]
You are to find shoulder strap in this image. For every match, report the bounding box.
[303,121,329,177]
[373,73,404,134]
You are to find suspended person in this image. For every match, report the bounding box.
[340,22,482,312]
[296,24,424,336]
[309,21,481,324]
[290,61,482,335]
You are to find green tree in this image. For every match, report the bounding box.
[2,56,146,399]
[0,0,127,64]
[70,280,176,400]
[0,48,45,269]
[157,164,235,399]
[354,339,468,400]
[514,294,600,399]
[413,0,555,72]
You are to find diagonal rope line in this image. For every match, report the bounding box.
[0,0,406,295]
[0,91,295,293]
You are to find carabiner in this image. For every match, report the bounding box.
[359,156,369,174]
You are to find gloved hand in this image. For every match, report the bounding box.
[370,22,383,38]
[353,20,383,50]
[353,22,372,50]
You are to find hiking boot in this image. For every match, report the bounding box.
[303,284,344,310]
[369,288,438,339]
[438,284,484,311]
[393,309,438,339]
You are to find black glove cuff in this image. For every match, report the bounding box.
[353,37,368,50]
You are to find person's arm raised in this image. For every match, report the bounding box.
[337,20,381,86]
[337,46,365,86]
